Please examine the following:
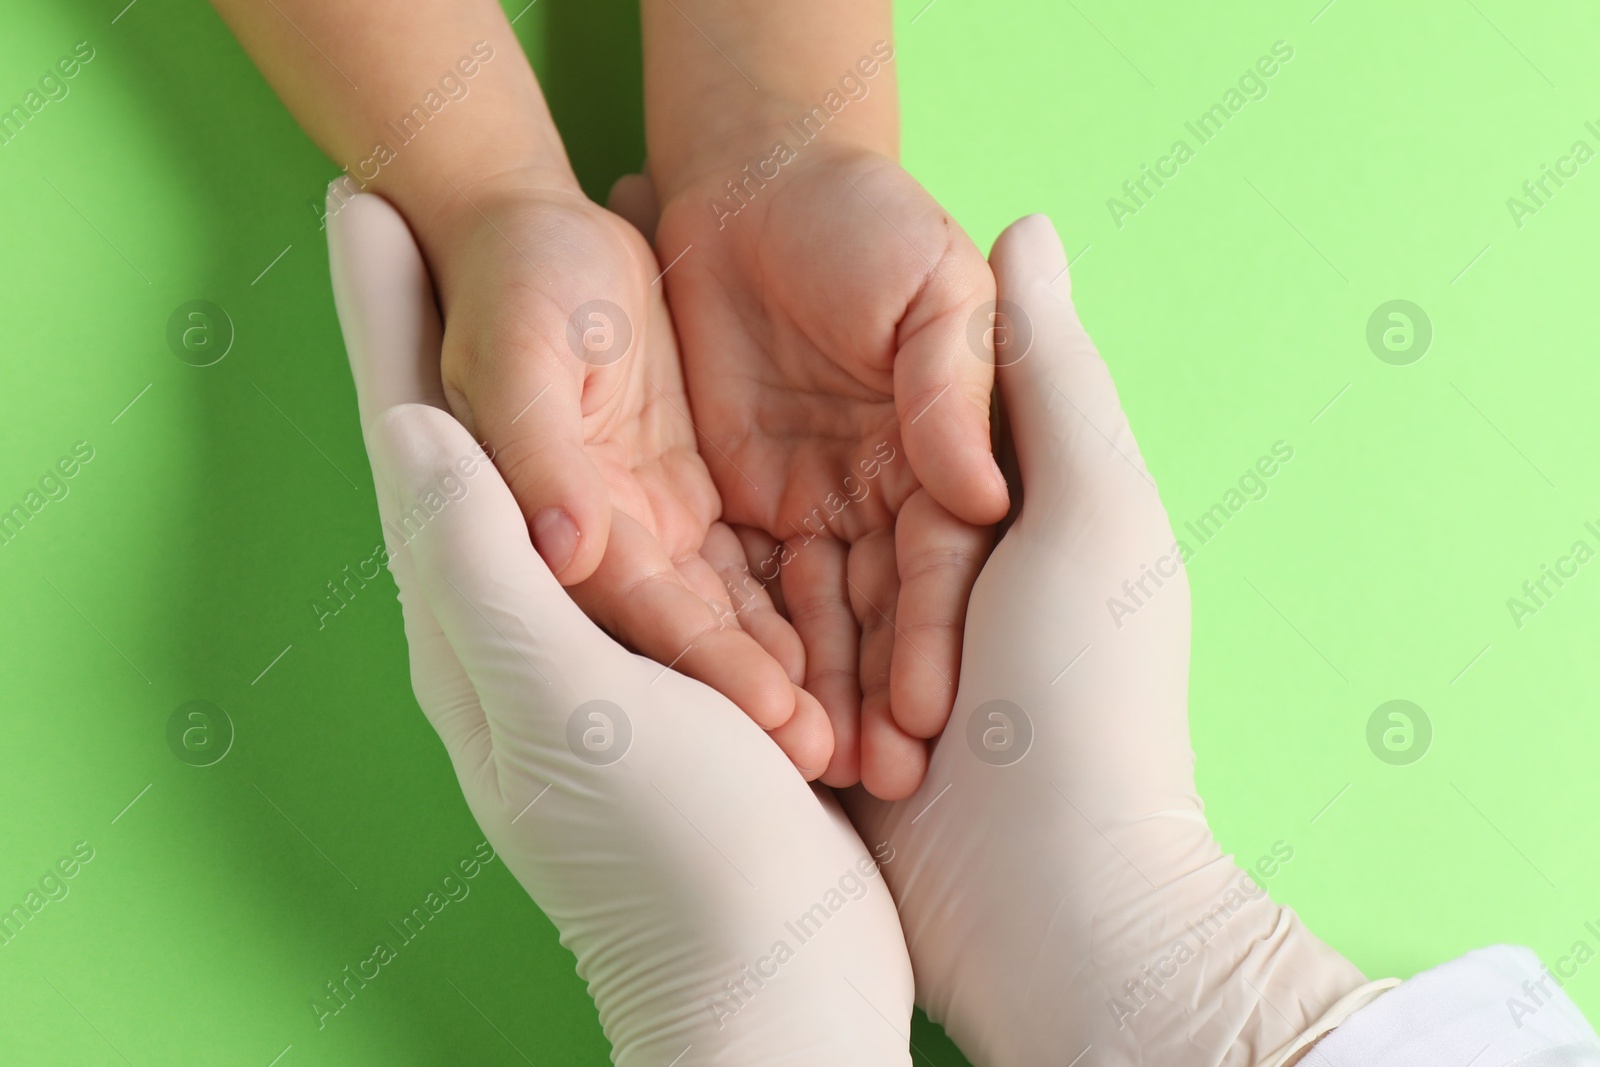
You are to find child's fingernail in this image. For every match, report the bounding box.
[532,507,580,577]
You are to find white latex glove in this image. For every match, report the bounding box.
[845,215,1379,1067]
[326,188,915,1067]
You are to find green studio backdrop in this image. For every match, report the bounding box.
[2,0,1597,1062]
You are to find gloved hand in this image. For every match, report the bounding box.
[844,215,1381,1067]
[327,187,915,1067]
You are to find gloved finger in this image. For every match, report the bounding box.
[572,510,799,732]
[848,531,929,800]
[368,441,496,775]
[326,187,449,421]
[988,214,1154,511]
[606,171,660,244]
[891,198,1010,528]
[700,522,806,685]
[887,489,990,739]
[327,187,488,770]
[780,536,863,788]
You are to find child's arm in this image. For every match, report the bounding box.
[207,0,578,244]
[638,0,900,194]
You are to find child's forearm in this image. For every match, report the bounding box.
[207,0,578,255]
[639,0,901,202]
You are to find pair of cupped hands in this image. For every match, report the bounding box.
[331,175,1353,1065]
[412,150,1010,801]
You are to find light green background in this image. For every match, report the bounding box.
[3,0,1597,1063]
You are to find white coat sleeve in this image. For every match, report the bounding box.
[1303,946,1600,1067]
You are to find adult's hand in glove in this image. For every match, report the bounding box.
[328,189,914,1066]
[844,215,1377,1067]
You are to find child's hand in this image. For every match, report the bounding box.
[651,143,1008,798]
[415,170,833,775]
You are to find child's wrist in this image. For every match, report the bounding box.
[391,161,584,296]
[413,159,581,245]
[649,113,898,207]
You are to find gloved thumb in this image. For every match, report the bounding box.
[988,214,1156,514]
[327,185,488,767]
[327,185,449,423]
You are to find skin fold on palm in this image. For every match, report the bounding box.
[652,143,1010,798]
[429,173,833,774]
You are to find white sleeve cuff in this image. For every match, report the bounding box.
[1301,945,1600,1067]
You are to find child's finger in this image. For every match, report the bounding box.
[572,512,799,732]
[700,522,807,685]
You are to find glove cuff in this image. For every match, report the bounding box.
[1257,977,1401,1067]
